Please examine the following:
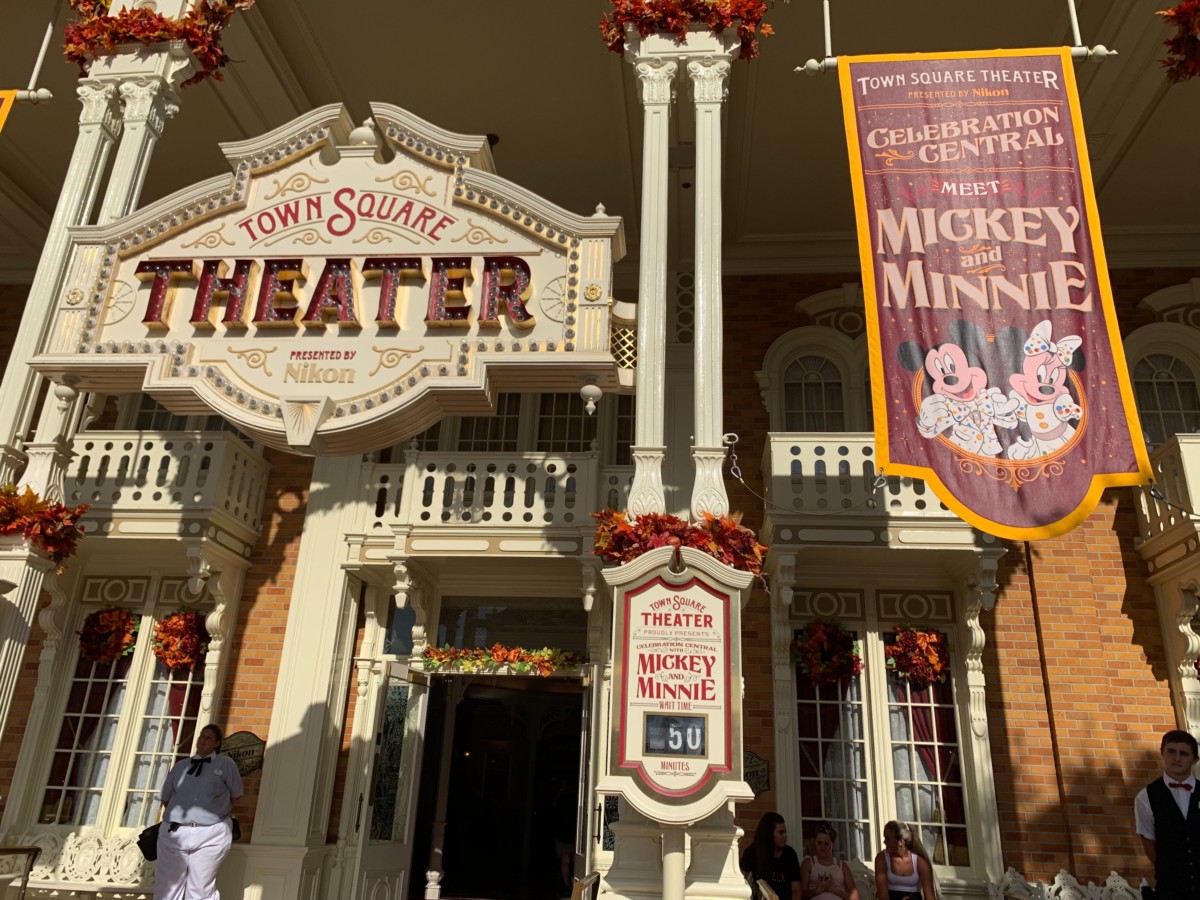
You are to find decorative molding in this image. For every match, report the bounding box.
[690,447,729,520]
[634,60,678,106]
[627,446,666,518]
[76,81,123,138]
[118,77,180,137]
[581,558,600,613]
[687,59,731,104]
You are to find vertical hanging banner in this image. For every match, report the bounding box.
[0,91,15,137]
[839,48,1150,540]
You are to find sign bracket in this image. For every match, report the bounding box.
[797,0,1117,76]
[16,0,61,105]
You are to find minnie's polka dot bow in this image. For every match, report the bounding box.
[1023,320,1082,366]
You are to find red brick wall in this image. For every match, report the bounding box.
[222,448,314,835]
[720,268,1199,882]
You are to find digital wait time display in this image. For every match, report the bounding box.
[644,714,707,757]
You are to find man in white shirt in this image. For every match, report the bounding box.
[1134,729,1200,900]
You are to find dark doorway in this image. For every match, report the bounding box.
[411,677,584,900]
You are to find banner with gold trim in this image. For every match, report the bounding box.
[0,91,15,136]
[838,48,1150,540]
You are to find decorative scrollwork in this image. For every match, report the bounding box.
[228,346,277,377]
[369,344,426,376]
[955,455,1066,491]
[375,170,437,197]
[352,226,420,246]
[263,227,330,248]
[263,172,329,201]
[450,217,508,246]
[65,288,84,306]
[181,221,235,250]
[875,149,916,166]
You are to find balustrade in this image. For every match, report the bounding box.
[763,433,953,520]
[66,432,269,535]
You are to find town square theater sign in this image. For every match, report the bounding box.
[32,104,625,454]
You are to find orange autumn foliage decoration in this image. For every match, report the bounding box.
[64,0,255,88]
[79,606,138,663]
[1160,2,1200,82]
[600,0,786,60]
[592,508,767,576]
[0,484,89,571]
[153,609,209,670]
[884,625,949,688]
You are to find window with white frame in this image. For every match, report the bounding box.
[457,393,522,452]
[758,326,871,433]
[784,356,846,432]
[1133,353,1200,447]
[38,591,211,832]
[536,393,597,452]
[790,588,971,872]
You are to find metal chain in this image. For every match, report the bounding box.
[721,432,891,517]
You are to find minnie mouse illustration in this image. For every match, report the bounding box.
[899,322,1018,457]
[1004,320,1084,460]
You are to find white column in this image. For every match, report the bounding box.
[662,825,686,900]
[0,80,120,482]
[687,56,734,520]
[0,541,55,741]
[97,74,180,224]
[598,802,666,900]
[245,455,362,898]
[626,48,677,519]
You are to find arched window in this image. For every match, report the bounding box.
[783,355,845,431]
[1133,353,1200,446]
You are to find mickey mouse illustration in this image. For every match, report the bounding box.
[1003,319,1084,460]
[899,321,1019,457]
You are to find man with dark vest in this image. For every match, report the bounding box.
[1135,729,1200,899]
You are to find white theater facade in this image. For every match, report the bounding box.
[2,6,1200,900]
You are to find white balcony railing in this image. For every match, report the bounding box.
[67,432,270,535]
[1138,433,1200,542]
[360,452,633,536]
[764,433,953,519]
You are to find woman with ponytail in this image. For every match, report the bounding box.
[873,820,935,900]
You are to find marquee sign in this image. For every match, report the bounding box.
[839,49,1150,540]
[31,103,626,455]
[597,547,753,825]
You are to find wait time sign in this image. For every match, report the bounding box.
[597,546,754,826]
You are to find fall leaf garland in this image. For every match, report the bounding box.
[79,606,138,663]
[423,644,584,677]
[1160,1,1200,82]
[592,508,767,576]
[884,625,949,688]
[153,609,209,670]
[790,619,863,685]
[0,484,89,571]
[600,0,786,60]
[64,0,255,88]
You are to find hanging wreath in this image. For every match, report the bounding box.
[152,609,209,670]
[1160,1,1200,82]
[423,644,584,677]
[884,625,949,688]
[790,619,862,685]
[592,509,767,576]
[600,0,787,60]
[63,0,256,88]
[0,483,89,572]
[79,607,138,663]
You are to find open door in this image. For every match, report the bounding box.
[354,662,426,900]
[575,664,601,881]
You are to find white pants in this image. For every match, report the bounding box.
[154,820,232,900]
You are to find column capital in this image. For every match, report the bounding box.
[118,76,181,137]
[633,59,678,107]
[76,80,123,137]
[687,58,732,104]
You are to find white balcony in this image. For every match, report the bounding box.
[66,432,270,552]
[351,449,634,559]
[762,433,979,551]
[1136,434,1200,580]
